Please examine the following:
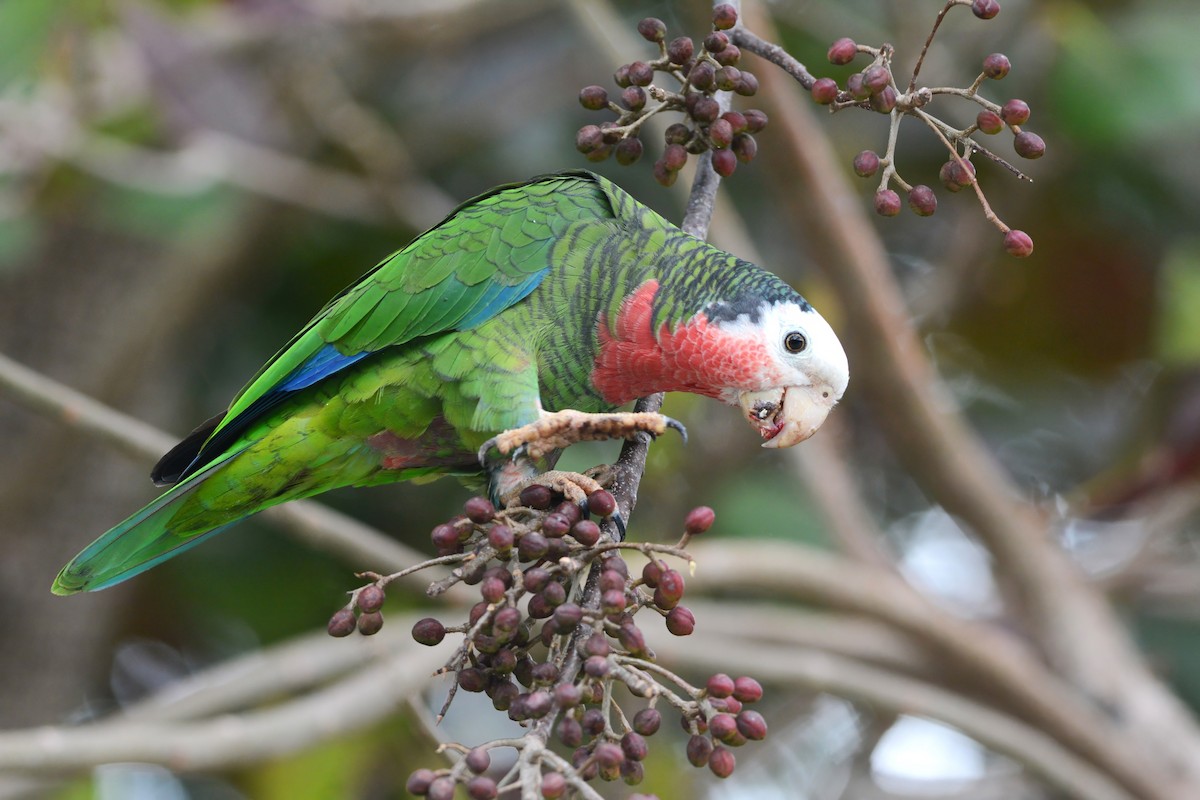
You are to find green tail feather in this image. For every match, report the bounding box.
[52,450,246,595]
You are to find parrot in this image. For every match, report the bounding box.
[52,170,848,595]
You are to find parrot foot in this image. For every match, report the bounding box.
[504,469,605,506]
[498,467,627,539]
[478,409,687,465]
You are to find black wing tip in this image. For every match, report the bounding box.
[151,411,226,486]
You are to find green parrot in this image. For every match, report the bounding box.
[52,171,848,595]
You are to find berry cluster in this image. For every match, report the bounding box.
[811,0,1042,256]
[328,489,767,797]
[575,4,767,184]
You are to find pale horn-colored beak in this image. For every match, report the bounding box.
[737,385,835,448]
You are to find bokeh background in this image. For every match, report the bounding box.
[2,0,1199,798]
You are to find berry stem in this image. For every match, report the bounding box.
[916,111,1010,232]
[908,0,967,94]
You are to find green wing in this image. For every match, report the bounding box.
[159,171,617,482]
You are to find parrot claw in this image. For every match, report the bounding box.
[663,416,688,445]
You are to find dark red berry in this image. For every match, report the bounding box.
[327,608,356,638]
[874,189,901,217]
[1003,229,1034,257]
[541,772,567,799]
[407,768,436,795]
[541,580,567,607]
[570,519,601,546]
[667,36,694,65]
[712,148,737,177]
[687,734,713,767]
[846,73,869,100]
[555,501,581,525]
[494,606,521,634]
[707,673,735,698]
[641,560,663,588]
[703,31,729,54]
[597,741,625,769]
[653,159,677,187]
[621,86,647,112]
[523,567,551,592]
[663,142,688,172]
[983,52,1011,79]
[735,70,759,96]
[579,85,608,111]
[621,731,649,761]
[464,496,495,523]
[557,716,583,747]
[602,554,629,578]
[691,96,720,124]
[587,489,616,518]
[862,65,889,94]
[714,696,742,714]
[735,712,769,741]
[584,654,609,678]
[627,61,653,87]
[618,622,648,656]
[827,37,857,65]
[709,746,736,778]
[972,0,1001,19]
[664,123,690,145]
[542,512,571,538]
[459,667,487,692]
[465,747,491,774]
[811,77,838,105]
[721,111,747,134]
[431,523,460,553]
[976,109,1004,134]
[491,680,519,710]
[519,484,554,509]
[581,707,607,735]
[613,64,631,88]
[585,144,612,164]
[467,776,498,800]
[655,569,685,608]
[939,159,975,190]
[712,3,738,30]
[708,118,734,149]
[602,589,627,616]
[908,185,937,216]
[637,17,666,43]
[480,576,506,603]
[666,605,696,635]
[733,676,764,703]
[731,133,756,163]
[1000,98,1030,125]
[870,85,897,113]
[555,682,583,708]
[518,531,549,561]
[714,66,740,92]
[633,707,662,736]
[682,506,715,535]
[412,617,446,646]
[585,632,610,657]
[713,44,740,66]
[852,150,880,178]
[428,777,456,800]
[743,109,768,133]
[1014,131,1045,159]
[709,713,738,742]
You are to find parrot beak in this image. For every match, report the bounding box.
[737,385,836,448]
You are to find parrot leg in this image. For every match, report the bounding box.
[478,409,687,464]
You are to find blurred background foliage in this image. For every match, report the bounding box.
[2,0,1199,798]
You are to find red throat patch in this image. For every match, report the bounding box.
[590,280,780,404]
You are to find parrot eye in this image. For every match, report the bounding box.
[784,331,808,354]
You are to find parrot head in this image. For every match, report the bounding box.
[592,279,848,447]
[726,299,848,448]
